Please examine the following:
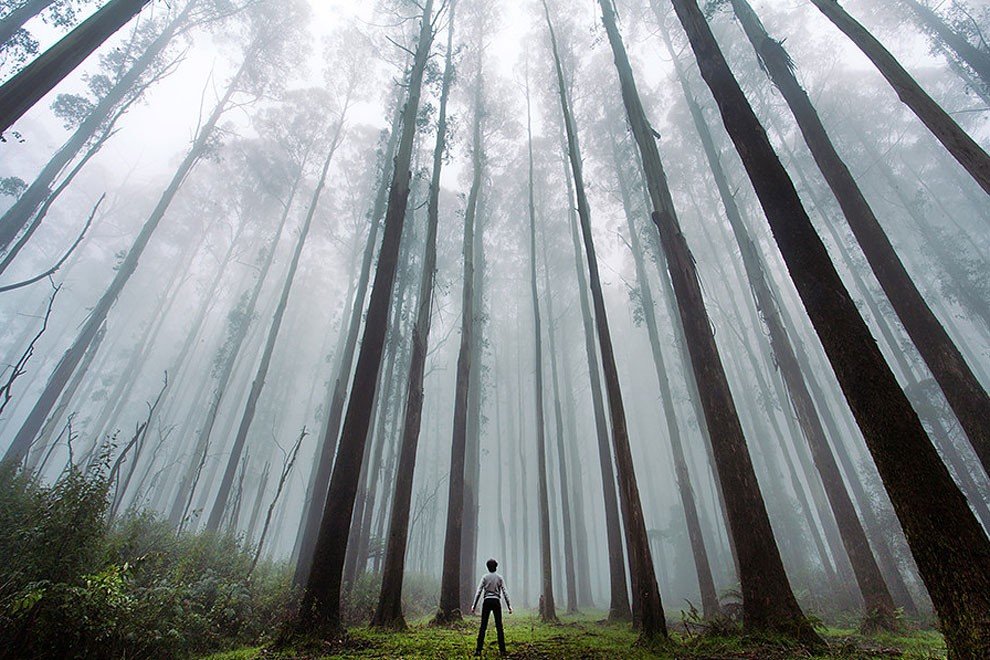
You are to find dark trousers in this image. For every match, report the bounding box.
[476,599,505,655]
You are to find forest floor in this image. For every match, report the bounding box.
[204,612,946,659]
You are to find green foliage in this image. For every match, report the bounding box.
[0,466,297,659]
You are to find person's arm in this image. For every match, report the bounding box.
[471,579,483,613]
[501,577,512,613]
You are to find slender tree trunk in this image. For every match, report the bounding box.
[601,0,817,642]
[373,2,457,627]
[0,0,57,48]
[293,98,403,586]
[732,0,990,482]
[435,54,484,625]
[0,0,151,135]
[560,109,630,623]
[1,56,245,468]
[297,0,434,633]
[609,132,719,619]
[523,73,558,623]
[540,234,578,614]
[552,3,664,637]
[809,0,990,195]
[658,10,896,627]
[206,120,347,532]
[671,0,990,654]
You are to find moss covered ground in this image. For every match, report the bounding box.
[203,611,946,659]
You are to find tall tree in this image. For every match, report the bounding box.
[0,0,151,134]
[670,0,990,654]
[809,0,990,196]
[524,67,558,623]
[297,0,436,633]
[293,96,404,585]
[728,0,990,486]
[899,0,990,89]
[372,0,457,629]
[549,0,664,638]
[434,31,484,624]
[597,0,818,643]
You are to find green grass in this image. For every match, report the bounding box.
[201,611,947,659]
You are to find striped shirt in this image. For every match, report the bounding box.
[472,572,511,609]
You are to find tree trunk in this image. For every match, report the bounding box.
[671,0,990,654]
[435,52,484,625]
[552,3,664,638]
[810,0,990,195]
[609,131,719,619]
[0,0,151,135]
[601,0,817,642]
[524,72,558,623]
[732,0,990,484]
[293,97,403,586]
[297,0,434,634]
[560,106,630,623]
[540,232,578,614]
[373,1,457,627]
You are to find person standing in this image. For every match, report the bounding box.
[471,558,512,656]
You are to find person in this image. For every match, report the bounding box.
[471,558,512,656]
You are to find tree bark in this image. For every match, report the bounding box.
[671,0,990,654]
[373,1,457,627]
[0,0,151,135]
[297,0,434,634]
[553,3,665,638]
[524,70,558,623]
[602,0,818,642]
[810,0,990,196]
[435,51,484,625]
[732,0,990,485]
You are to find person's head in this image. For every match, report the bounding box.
[486,558,498,573]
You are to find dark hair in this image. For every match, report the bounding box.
[486,558,498,572]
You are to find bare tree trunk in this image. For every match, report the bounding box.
[373,1,457,627]
[602,0,818,642]
[523,72,558,623]
[435,51,483,625]
[552,3,664,637]
[810,0,990,195]
[297,0,434,634]
[540,232,578,614]
[0,0,151,135]
[671,0,990,654]
[609,130,719,619]
[560,111,630,623]
[293,97,403,586]
[731,0,990,483]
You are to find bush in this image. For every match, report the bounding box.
[0,465,297,659]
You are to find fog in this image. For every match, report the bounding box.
[0,0,988,656]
